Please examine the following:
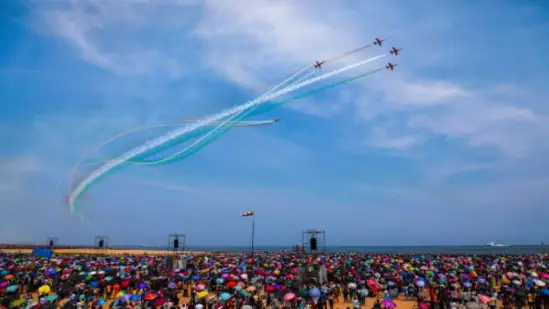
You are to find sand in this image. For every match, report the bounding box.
[0,248,205,256]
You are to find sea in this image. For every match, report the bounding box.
[117,245,546,255]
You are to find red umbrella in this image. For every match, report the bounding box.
[144,294,158,301]
[227,281,237,288]
[152,298,166,307]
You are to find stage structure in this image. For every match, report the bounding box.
[302,229,326,254]
[95,236,109,249]
[47,237,58,248]
[168,234,186,254]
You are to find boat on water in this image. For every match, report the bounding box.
[486,241,509,247]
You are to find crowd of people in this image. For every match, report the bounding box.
[1,252,549,309]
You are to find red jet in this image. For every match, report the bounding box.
[386,63,398,71]
[374,38,385,46]
[390,47,402,55]
[314,61,325,69]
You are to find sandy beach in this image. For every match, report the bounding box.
[0,247,205,256]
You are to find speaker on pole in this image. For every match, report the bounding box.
[173,238,179,249]
[302,230,326,253]
[310,237,317,251]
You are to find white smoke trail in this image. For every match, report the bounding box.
[68,54,385,210]
[66,66,311,196]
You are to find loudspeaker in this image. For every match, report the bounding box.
[173,238,179,249]
[49,240,54,247]
[310,237,317,251]
[98,239,104,248]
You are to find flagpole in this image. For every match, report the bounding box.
[251,212,255,258]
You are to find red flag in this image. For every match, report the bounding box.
[241,211,254,217]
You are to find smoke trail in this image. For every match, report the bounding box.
[70,120,279,167]
[68,44,371,190]
[68,55,385,210]
[323,44,372,64]
[68,55,385,211]
[121,67,385,166]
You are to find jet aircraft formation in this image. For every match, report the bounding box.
[313,37,401,71]
[65,38,403,218]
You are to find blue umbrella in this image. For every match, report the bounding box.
[130,295,141,301]
[309,287,320,298]
[46,295,58,302]
[6,285,18,293]
[220,292,232,301]
[97,299,106,306]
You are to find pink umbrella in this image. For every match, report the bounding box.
[284,293,296,301]
[381,299,397,309]
[478,295,491,303]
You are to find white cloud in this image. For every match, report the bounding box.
[30,0,195,77]
[367,124,420,150]
[195,0,362,89]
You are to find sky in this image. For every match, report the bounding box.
[1,0,549,247]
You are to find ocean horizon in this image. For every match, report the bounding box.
[104,244,547,255]
[2,243,546,255]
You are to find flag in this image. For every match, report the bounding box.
[241,211,254,217]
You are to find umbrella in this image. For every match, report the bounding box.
[10,298,26,307]
[284,293,296,301]
[97,299,106,306]
[143,293,158,301]
[478,295,491,303]
[198,291,209,298]
[220,292,231,301]
[46,295,58,302]
[151,298,166,307]
[38,285,51,295]
[246,286,256,292]
[130,295,141,301]
[381,299,397,309]
[6,285,18,293]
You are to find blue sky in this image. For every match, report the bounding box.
[1,0,549,247]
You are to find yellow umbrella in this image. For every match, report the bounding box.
[198,291,209,298]
[38,285,51,295]
[10,298,26,307]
